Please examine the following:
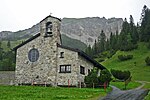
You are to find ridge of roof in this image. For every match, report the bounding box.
[40,15,61,23]
[57,44,106,70]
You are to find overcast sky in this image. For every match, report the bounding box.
[0,0,150,32]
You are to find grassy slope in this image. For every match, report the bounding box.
[61,34,87,51]
[0,86,110,100]
[102,42,150,82]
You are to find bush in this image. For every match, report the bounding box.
[84,68,99,87]
[145,56,150,66]
[118,55,133,61]
[98,69,112,85]
[84,68,112,87]
[97,58,105,62]
[111,69,131,81]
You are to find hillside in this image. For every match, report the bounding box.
[102,42,150,82]
[61,34,87,51]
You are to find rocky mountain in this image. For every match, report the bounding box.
[61,17,123,45]
[0,24,40,41]
[0,17,123,46]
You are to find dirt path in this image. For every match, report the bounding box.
[100,85,149,100]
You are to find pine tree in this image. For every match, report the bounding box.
[115,30,119,50]
[85,45,93,57]
[105,39,110,50]
[140,5,150,42]
[99,30,106,52]
[93,40,98,55]
[119,18,129,50]
[7,40,11,48]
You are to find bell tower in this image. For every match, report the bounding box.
[40,15,62,45]
[38,15,62,85]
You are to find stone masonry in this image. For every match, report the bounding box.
[15,15,105,86]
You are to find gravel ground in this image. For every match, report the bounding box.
[100,85,149,100]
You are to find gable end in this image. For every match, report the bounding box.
[13,33,40,51]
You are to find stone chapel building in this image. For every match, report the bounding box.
[13,15,105,86]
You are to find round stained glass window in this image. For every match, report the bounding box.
[28,48,39,62]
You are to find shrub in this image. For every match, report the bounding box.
[111,69,131,81]
[97,58,105,62]
[98,69,112,85]
[118,55,133,61]
[145,56,150,66]
[84,68,112,87]
[84,68,99,87]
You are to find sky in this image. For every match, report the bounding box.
[0,0,150,32]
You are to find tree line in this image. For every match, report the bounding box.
[0,41,15,71]
[85,5,150,60]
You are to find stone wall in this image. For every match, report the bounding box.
[0,71,15,85]
[15,17,61,86]
[56,47,94,86]
[57,47,79,86]
[78,55,94,82]
[15,16,95,87]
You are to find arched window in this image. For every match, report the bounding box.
[28,48,39,62]
[45,22,53,37]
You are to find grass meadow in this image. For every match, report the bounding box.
[110,81,141,90]
[102,42,150,82]
[0,85,111,100]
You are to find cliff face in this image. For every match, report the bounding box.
[61,17,123,45]
[0,17,123,46]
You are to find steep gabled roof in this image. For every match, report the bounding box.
[13,33,105,70]
[40,15,61,23]
[13,33,40,51]
[57,44,106,70]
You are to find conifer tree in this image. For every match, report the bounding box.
[140,5,150,42]
[85,45,93,57]
[99,30,106,52]
[129,15,139,44]
[7,40,11,48]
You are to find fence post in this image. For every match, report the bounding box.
[104,82,106,92]
[68,79,70,88]
[93,83,94,89]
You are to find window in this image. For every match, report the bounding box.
[80,66,85,75]
[45,22,53,37]
[60,52,64,58]
[60,65,71,73]
[88,69,91,75]
[28,48,39,62]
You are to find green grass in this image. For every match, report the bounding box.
[143,83,150,89]
[102,42,150,82]
[110,81,141,90]
[145,91,150,100]
[0,86,111,100]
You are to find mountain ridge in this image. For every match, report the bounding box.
[0,17,123,46]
